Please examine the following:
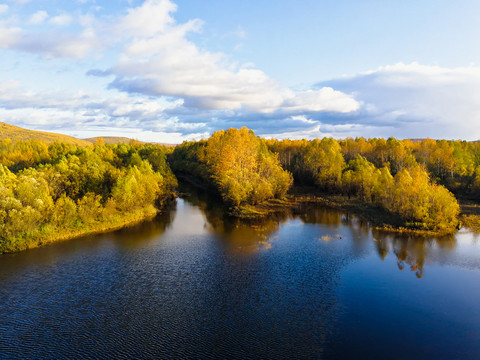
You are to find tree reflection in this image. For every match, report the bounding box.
[180,181,459,273]
[180,182,289,254]
[372,231,456,278]
[298,205,342,226]
[111,201,176,250]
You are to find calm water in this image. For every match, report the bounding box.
[0,185,479,359]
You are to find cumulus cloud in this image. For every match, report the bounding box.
[5,62,480,142]
[280,88,359,113]
[116,0,177,37]
[317,62,480,140]
[102,0,359,119]
[0,0,361,123]
[0,6,101,58]
[0,0,358,116]
[0,24,21,48]
[0,80,183,116]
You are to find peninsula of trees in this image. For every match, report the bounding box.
[170,128,292,207]
[0,138,176,253]
[171,129,460,233]
[2,123,480,253]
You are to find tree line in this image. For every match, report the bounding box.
[172,130,461,232]
[267,137,460,232]
[1,128,475,253]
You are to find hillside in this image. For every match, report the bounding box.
[85,136,176,147]
[0,122,91,146]
[84,136,145,145]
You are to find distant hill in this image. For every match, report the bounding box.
[84,136,145,145]
[0,123,178,147]
[85,136,177,147]
[0,122,91,146]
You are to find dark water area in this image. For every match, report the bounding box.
[0,183,479,359]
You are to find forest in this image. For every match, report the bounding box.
[0,138,176,253]
[266,137,461,232]
[171,129,464,233]
[3,126,480,252]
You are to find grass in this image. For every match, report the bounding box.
[234,198,297,218]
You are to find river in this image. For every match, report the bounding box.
[0,184,479,359]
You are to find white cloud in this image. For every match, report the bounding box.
[0,80,181,113]
[0,24,22,48]
[29,10,48,24]
[0,0,359,118]
[290,115,317,125]
[318,62,480,140]
[281,88,360,113]
[0,21,101,58]
[0,80,188,138]
[0,4,8,14]
[49,14,73,26]
[116,0,177,37]
[106,0,359,116]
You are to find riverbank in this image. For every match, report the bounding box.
[173,175,460,236]
[234,187,458,236]
[0,204,171,254]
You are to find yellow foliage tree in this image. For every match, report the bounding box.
[203,128,292,206]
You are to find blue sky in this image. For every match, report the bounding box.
[1,0,480,142]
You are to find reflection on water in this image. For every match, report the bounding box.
[109,204,176,249]
[370,231,460,278]
[179,182,290,253]
[180,182,462,277]
[0,182,478,359]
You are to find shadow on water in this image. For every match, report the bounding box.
[170,182,351,358]
[178,181,292,254]
[0,181,461,281]
[108,204,176,250]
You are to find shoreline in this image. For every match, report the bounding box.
[3,179,472,255]
[174,176,460,236]
[1,206,166,255]
[234,190,459,237]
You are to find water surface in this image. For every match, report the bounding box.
[0,186,479,359]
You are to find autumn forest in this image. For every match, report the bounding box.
[2,126,480,253]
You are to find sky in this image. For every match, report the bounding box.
[1,0,480,143]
